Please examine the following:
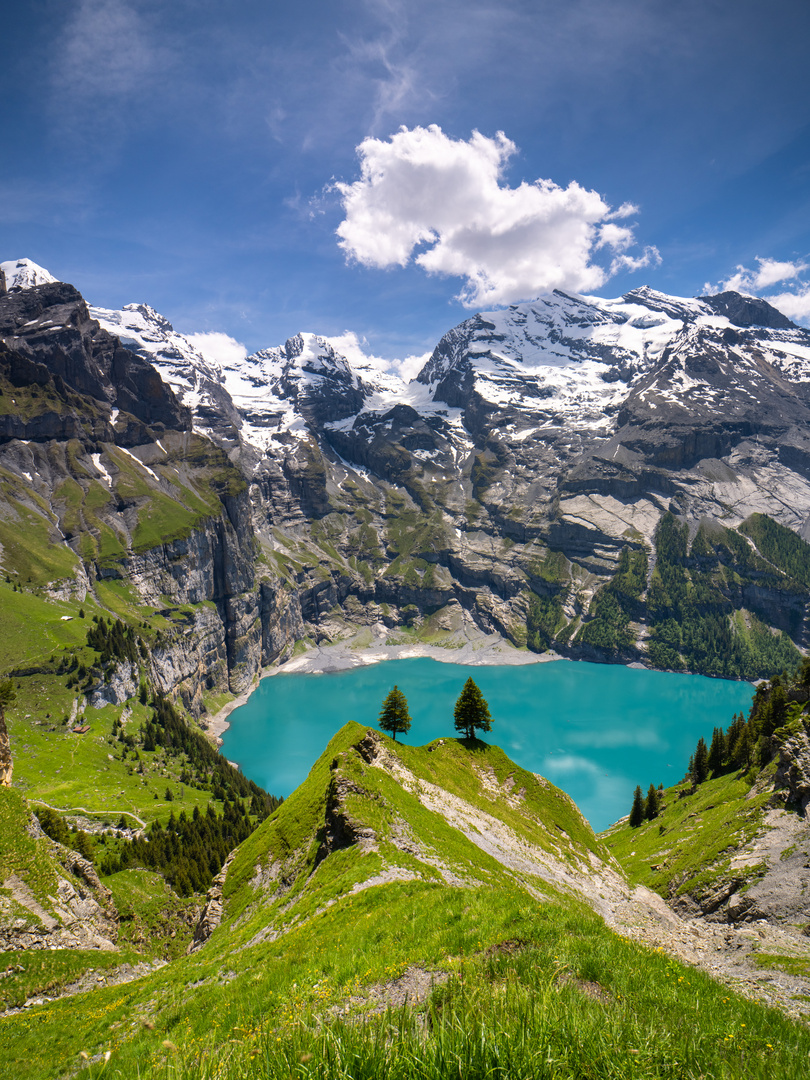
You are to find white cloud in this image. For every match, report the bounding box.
[765,287,810,323]
[326,330,428,382]
[609,247,662,276]
[335,125,658,307]
[720,256,808,294]
[396,351,432,382]
[708,255,810,325]
[186,331,248,368]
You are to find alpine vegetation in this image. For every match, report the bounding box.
[2,263,810,1076]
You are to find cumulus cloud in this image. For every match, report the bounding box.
[707,256,810,325]
[719,256,808,294]
[327,330,428,383]
[335,125,658,307]
[186,331,248,368]
[765,287,810,323]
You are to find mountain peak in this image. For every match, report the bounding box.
[120,302,175,334]
[0,258,59,291]
[699,290,797,330]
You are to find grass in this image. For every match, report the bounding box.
[3,724,810,1078]
[0,499,78,587]
[107,869,199,961]
[3,879,808,1079]
[601,769,772,900]
[0,583,91,670]
[0,950,126,1013]
[0,788,59,919]
[7,667,217,826]
[396,736,602,861]
[753,953,810,977]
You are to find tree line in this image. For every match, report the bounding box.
[647,513,803,680]
[138,692,280,813]
[35,800,258,897]
[97,800,255,896]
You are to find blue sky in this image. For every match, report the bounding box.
[3,0,810,364]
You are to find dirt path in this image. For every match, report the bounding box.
[34,801,146,828]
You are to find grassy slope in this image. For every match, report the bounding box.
[3,725,810,1079]
[601,769,773,902]
[0,537,239,824]
[0,788,60,922]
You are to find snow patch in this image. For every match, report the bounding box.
[1,258,58,290]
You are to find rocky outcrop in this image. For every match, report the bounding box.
[0,810,118,952]
[699,291,797,330]
[87,660,140,709]
[773,725,810,813]
[314,756,378,868]
[0,282,190,436]
[0,710,12,787]
[187,850,237,952]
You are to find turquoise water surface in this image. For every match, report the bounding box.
[220,658,754,832]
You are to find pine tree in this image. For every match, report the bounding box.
[707,726,726,775]
[726,712,744,759]
[453,678,492,740]
[629,785,645,827]
[644,783,659,820]
[378,685,412,741]
[759,684,788,739]
[693,736,709,784]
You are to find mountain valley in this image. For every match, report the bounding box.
[3,257,810,1076]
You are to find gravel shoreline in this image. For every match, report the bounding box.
[205,628,562,742]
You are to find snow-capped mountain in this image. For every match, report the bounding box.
[1,257,58,291]
[88,301,407,453]
[86,279,810,480]
[89,301,243,443]
[418,286,810,438]
[9,256,810,542]
[7,256,810,679]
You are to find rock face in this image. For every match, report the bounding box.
[774,726,810,813]
[0,283,190,438]
[187,850,236,953]
[0,797,118,952]
[5,268,810,704]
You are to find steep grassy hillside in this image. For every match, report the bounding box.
[604,664,810,926]
[3,725,810,1080]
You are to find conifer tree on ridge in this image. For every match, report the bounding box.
[378,685,412,741]
[453,677,493,741]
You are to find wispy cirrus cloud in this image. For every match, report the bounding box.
[53,0,173,104]
[335,125,659,307]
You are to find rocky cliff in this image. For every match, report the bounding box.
[3,265,810,720]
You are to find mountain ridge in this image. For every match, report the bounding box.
[4,258,810,700]
[4,720,810,1077]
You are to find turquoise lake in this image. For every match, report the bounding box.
[220,658,755,832]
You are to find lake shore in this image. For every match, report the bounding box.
[206,626,561,741]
